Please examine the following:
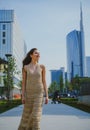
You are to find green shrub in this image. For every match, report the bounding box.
[60,98,90,113]
[0,99,22,114]
[60,98,78,103]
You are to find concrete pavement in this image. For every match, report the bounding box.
[0,101,90,130]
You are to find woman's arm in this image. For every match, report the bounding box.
[41,65,49,104]
[22,67,27,104]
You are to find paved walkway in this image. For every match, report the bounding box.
[0,101,90,130]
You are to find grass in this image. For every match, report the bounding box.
[60,98,90,113]
[0,99,22,114]
[63,102,90,113]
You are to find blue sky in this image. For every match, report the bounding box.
[0,0,90,86]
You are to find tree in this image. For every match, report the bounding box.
[3,56,19,100]
[71,75,80,95]
[48,81,59,94]
[59,75,64,93]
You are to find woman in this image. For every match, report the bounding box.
[18,48,48,130]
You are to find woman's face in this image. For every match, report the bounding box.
[30,49,40,61]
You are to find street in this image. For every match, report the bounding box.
[0,100,90,130]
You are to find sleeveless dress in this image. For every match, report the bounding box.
[18,64,44,130]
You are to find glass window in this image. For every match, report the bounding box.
[2,39,5,44]
[2,24,6,30]
[2,32,6,37]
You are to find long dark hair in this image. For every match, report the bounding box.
[23,48,37,67]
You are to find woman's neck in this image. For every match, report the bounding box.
[31,60,37,65]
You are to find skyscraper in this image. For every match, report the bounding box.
[0,10,27,73]
[0,10,27,89]
[66,4,85,80]
[50,67,65,85]
[79,3,86,77]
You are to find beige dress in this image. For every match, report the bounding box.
[18,64,44,130]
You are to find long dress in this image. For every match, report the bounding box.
[18,64,44,130]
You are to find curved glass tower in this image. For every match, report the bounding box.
[67,30,81,80]
[66,5,85,80]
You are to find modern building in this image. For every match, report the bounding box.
[86,56,90,77]
[0,10,27,71]
[50,67,65,86]
[0,10,27,97]
[66,5,86,80]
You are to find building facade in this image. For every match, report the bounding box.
[86,56,90,77]
[0,10,27,95]
[66,5,86,80]
[0,10,26,72]
[67,30,81,80]
[50,67,65,85]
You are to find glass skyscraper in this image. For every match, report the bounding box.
[0,10,27,88]
[50,67,65,85]
[66,5,85,80]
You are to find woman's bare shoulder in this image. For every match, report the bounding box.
[40,64,46,70]
[23,64,29,71]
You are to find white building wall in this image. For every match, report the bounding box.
[0,10,27,74]
[12,13,26,75]
[0,10,27,88]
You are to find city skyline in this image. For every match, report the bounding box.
[0,0,90,85]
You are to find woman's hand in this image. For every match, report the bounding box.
[45,97,49,104]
